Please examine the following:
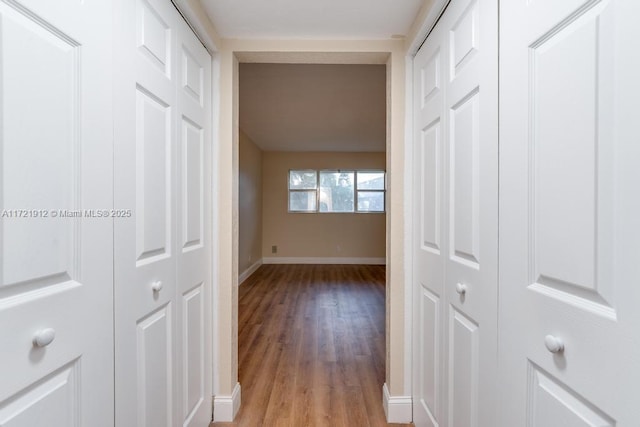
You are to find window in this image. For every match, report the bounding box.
[288,170,318,212]
[356,171,385,212]
[288,169,385,213]
[319,171,354,212]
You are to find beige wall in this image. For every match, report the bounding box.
[238,130,263,274]
[262,152,386,260]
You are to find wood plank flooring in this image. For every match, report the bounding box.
[211,264,412,427]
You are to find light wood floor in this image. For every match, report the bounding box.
[211,264,412,427]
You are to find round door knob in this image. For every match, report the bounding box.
[33,328,56,347]
[455,283,467,295]
[151,281,163,292]
[544,335,564,353]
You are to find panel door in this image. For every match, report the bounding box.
[0,0,114,426]
[114,0,212,426]
[175,16,213,427]
[413,0,498,426]
[499,0,640,425]
[413,12,447,427]
[115,0,177,424]
[442,0,498,426]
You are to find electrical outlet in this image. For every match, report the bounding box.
[272,245,277,254]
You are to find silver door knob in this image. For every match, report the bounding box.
[455,283,467,295]
[151,281,163,292]
[33,328,56,347]
[544,335,564,353]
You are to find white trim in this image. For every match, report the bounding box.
[262,257,386,265]
[213,382,241,422]
[210,52,222,399]
[403,53,415,397]
[407,0,451,56]
[239,259,263,285]
[382,383,413,423]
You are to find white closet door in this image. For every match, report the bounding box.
[412,0,498,426]
[442,0,498,425]
[413,12,447,427]
[114,0,212,425]
[115,0,177,424]
[499,0,640,425]
[175,17,213,427]
[0,1,114,426]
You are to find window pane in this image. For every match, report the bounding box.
[289,170,317,190]
[357,171,385,190]
[357,191,385,212]
[319,171,354,212]
[289,191,317,211]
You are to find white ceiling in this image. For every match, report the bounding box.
[200,0,424,40]
[239,63,386,152]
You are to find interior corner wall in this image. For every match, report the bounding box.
[262,151,386,261]
[238,129,263,276]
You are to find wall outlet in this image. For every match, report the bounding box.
[271,245,277,254]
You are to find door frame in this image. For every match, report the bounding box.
[224,40,411,421]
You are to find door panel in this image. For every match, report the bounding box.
[137,305,174,426]
[2,4,77,286]
[115,2,176,425]
[182,284,205,419]
[135,86,173,264]
[413,0,498,426]
[115,0,212,425]
[528,363,615,427]
[417,287,440,424]
[176,21,212,427]
[413,19,446,427]
[138,0,171,76]
[181,118,204,250]
[449,89,480,268]
[450,0,479,78]
[448,309,478,427]
[500,0,640,425]
[0,363,79,426]
[0,0,113,425]
[420,121,441,253]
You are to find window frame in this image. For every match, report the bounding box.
[287,169,386,214]
[318,170,356,213]
[354,169,386,213]
[287,169,318,213]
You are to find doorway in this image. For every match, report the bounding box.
[210,45,411,422]
[235,60,388,421]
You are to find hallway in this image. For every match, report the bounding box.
[211,264,412,427]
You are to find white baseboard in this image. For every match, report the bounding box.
[239,259,263,285]
[213,382,241,422]
[382,383,412,423]
[262,256,386,265]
